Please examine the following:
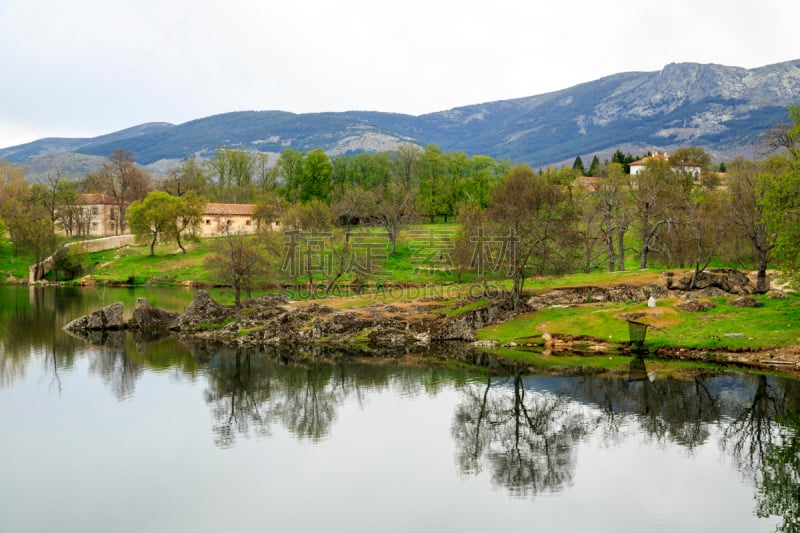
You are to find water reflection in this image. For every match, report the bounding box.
[197,342,468,447]
[2,287,800,531]
[452,371,588,497]
[450,357,800,532]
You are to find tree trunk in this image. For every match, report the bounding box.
[756,251,769,294]
[617,227,626,272]
[607,233,616,272]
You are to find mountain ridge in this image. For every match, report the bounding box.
[3,59,799,179]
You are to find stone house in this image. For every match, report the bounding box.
[64,197,272,239]
[199,203,260,237]
[65,193,124,237]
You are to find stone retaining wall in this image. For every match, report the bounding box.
[29,234,137,283]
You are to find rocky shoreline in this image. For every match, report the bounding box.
[62,268,800,376]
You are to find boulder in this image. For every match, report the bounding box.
[175,290,235,331]
[668,268,752,295]
[129,298,180,330]
[63,302,125,331]
[728,296,764,308]
[676,300,717,312]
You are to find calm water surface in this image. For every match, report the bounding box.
[1,286,798,533]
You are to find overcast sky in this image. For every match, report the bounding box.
[1,0,798,148]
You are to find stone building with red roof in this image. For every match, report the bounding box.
[199,202,260,237]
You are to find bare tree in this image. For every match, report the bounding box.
[86,148,150,234]
[487,165,578,309]
[374,180,417,256]
[724,157,776,293]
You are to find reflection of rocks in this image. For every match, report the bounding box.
[64,302,125,332]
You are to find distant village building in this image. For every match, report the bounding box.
[629,152,702,178]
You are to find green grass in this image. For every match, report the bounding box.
[477,294,800,351]
[82,240,214,284]
[0,238,36,280]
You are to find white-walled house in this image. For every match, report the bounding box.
[629,152,702,178]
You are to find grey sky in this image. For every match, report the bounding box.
[1,0,797,148]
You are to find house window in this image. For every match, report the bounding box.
[91,207,98,215]
[111,223,116,231]
[206,219,211,225]
[91,222,98,229]
[246,220,251,226]
[110,209,116,220]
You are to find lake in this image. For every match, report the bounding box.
[1,286,798,533]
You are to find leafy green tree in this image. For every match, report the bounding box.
[168,191,205,254]
[163,157,208,197]
[417,144,447,223]
[278,148,306,205]
[761,106,800,284]
[127,191,204,255]
[300,148,333,203]
[127,191,183,256]
[464,155,505,209]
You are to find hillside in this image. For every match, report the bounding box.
[3,59,799,179]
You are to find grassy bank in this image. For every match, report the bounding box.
[4,228,799,376]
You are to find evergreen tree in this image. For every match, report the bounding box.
[587,155,601,177]
[572,156,586,175]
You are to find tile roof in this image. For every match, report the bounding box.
[77,193,118,204]
[203,203,256,216]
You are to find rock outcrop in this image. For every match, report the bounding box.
[666,268,752,295]
[129,298,180,330]
[64,302,125,332]
[175,290,236,332]
[527,284,666,310]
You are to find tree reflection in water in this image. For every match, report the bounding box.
[718,374,800,533]
[452,357,800,533]
[200,344,466,447]
[452,370,589,497]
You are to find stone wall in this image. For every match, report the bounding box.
[30,234,137,283]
